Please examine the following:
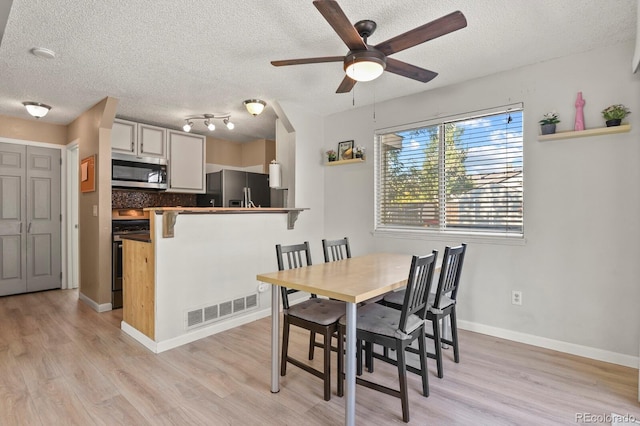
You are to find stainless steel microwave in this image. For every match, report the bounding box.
[112,153,167,190]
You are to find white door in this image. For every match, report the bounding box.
[25,146,61,292]
[66,144,79,289]
[0,143,27,294]
[0,142,61,296]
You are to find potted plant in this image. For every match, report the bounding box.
[326,149,337,162]
[354,146,365,159]
[601,104,630,127]
[539,111,560,135]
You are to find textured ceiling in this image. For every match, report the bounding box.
[0,0,637,142]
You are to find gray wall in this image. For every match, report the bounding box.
[320,42,640,364]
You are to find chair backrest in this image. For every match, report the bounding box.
[398,251,438,333]
[432,243,467,309]
[322,237,351,262]
[275,242,313,309]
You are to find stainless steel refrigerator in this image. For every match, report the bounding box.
[197,170,271,208]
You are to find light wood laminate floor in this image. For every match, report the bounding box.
[0,289,637,425]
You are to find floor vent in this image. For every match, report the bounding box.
[185,293,259,330]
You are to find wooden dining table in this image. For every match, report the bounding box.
[256,252,414,426]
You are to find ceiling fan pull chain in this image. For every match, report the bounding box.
[371,81,376,120]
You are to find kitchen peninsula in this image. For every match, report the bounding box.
[121,207,307,353]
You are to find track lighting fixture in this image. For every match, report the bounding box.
[181,113,234,133]
[244,99,266,116]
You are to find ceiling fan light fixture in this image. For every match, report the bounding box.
[244,99,266,116]
[344,50,386,82]
[23,101,51,118]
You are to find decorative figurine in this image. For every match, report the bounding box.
[574,92,585,131]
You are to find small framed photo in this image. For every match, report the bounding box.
[338,140,354,160]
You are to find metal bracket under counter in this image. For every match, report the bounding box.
[153,208,308,238]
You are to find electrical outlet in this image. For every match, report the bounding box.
[511,290,522,306]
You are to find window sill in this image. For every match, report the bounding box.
[373,228,526,246]
[537,124,630,141]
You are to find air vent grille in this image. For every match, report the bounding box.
[185,292,259,330]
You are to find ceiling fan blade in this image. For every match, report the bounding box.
[313,0,367,51]
[336,75,357,93]
[385,58,438,83]
[374,11,467,56]
[271,56,345,66]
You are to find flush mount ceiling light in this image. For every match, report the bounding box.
[30,47,56,59]
[182,113,234,133]
[23,101,51,119]
[344,50,386,82]
[243,99,266,116]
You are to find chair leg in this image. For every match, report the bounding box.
[395,340,410,423]
[323,329,332,401]
[309,331,316,360]
[337,324,344,397]
[281,317,290,376]
[432,315,443,379]
[365,341,374,373]
[417,329,429,397]
[356,339,363,376]
[450,309,460,363]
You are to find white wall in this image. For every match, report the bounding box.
[322,42,640,364]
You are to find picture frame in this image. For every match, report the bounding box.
[338,140,354,160]
[80,155,95,193]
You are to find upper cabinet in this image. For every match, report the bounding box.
[167,130,205,193]
[112,119,166,159]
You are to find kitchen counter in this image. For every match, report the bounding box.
[144,207,308,237]
[120,207,311,353]
[119,233,152,243]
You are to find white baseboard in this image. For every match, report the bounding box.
[458,320,639,369]
[122,307,273,354]
[121,321,158,353]
[78,292,112,313]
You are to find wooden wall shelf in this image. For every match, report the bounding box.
[538,124,631,141]
[325,158,365,166]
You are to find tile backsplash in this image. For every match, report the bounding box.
[112,190,197,209]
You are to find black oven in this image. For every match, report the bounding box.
[112,219,150,309]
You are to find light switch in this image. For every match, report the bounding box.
[92,205,98,217]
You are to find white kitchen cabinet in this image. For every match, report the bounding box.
[111,119,166,159]
[166,130,205,193]
[138,123,166,158]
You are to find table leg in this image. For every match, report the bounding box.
[271,285,280,393]
[345,302,356,426]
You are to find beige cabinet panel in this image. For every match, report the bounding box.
[167,131,205,193]
[112,119,166,159]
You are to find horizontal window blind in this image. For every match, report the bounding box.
[376,109,523,235]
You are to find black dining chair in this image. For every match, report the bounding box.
[382,243,467,379]
[322,237,351,262]
[337,251,438,423]
[305,237,352,362]
[276,242,345,401]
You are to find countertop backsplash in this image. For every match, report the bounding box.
[112,189,197,209]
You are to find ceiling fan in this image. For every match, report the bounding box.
[271,0,467,93]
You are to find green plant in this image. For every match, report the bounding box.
[539,111,560,125]
[601,104,631,120]
[326,149,337,160]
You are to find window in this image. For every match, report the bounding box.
[375,107,523,237]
